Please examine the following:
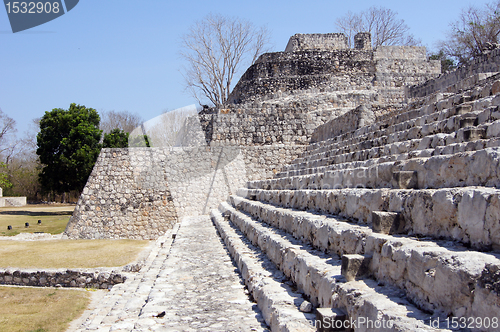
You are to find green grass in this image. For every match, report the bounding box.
[0,205,74,236]
[0,286,90,332]
[0,239,150,269]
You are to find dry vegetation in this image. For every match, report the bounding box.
[0,239,150,269]
[0,286,91,332]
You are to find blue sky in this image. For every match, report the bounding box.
[0,0,484,135]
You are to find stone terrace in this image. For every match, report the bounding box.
[212,57,500,330]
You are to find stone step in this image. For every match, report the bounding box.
[289,117,499,174]
[276,136,500,179]
[238,186,500,249]
[299,103,485,163]
[286,112,500,173]
[73,229,177,332]
[216,202,450,331]
[225,195,500,322]
[304,87,500,157]
[211,208,316,331]
[253,147,500,192]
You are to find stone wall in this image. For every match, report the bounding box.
[66,142,306,240]
[374,46,441,104]
[227,49,375,105]
[65,148,178,240]
[0,196,26,207]
[0,268,126,289]
[0,186,27,207]
[66,146,251,239]
[284,33,348,52]
[310,104,375,143]
[239,145,306,181]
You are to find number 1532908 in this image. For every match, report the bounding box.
[5,2,61,14]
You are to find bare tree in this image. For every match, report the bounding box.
[0,108,16,149]
[0,108,17,162]
[4,118,42,199]
[100,110,143,134]
[438,0,500,65]
[180,14,271,108]
[336,6,420,47]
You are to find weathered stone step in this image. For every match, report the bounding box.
[238,187,500,249]
[290,116,500,174]
[211,209,316,331]
[286,112,500,173]
[276,135,500,179]
[256,147,500,192]
[284,134,499,178]
[226,195,500,322]
[216,202,449,331]
[304,89,500,157]
[73,229,177,331]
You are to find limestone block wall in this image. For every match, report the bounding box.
[208,106,313,146]
[66,146,255,239]
[227,50,375,105]
[65,149,178,240]
[0,197,27,207]
[374,46,441,104]
[239,145,307,181]
[310,105,375,143]
[0,186,27,207]
[284,33,348,52]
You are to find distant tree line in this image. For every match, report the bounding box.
[0,105,145,202]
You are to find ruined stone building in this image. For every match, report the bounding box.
[64,32,500,330]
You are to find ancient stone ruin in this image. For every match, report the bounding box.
[65,32,500,330]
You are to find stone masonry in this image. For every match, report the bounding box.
[66,32,440,240]
[63,32,500,331]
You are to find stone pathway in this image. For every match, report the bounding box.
[73,216,269,332]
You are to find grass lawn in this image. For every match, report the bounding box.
[0,205,75,236]
[0,239,151,269]
[0,286,91,332]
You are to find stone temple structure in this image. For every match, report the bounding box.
[64,32,500,330]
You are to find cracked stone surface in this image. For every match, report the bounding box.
[73,216,268,332]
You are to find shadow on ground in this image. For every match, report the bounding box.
[0,211,73,216]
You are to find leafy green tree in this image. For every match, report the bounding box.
[429,51,457,73]
[36,103,102,196]
[103,128,129,148]
[0,162,12,189]
[129,135,151,147]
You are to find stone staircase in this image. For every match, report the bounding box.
[72,227,178,332]
[211,73,500,331]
